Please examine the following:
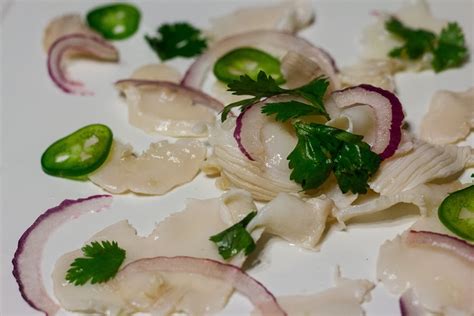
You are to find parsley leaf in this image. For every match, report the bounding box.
[432,22,468,72]
[385,17,468,72]
[220,97,259,122]
[227,70,285,97]
[221,72,329,122]
[288,122,381,194]
[145,22,207,61]
[386,17,436,59]
[210,211,257,260]
[65,240,126,286]
[261,101,323,122]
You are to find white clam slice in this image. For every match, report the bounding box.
[339,59,401,92]
[361,0,447,70]
[420,88,474,145]
[43,14,99,52]
[280,50,341,91]
[89,140,206,195]
[52,190,257,315]
[248,193,332,249]
[207,0,314,41]
[326,104,377,146]
[335,181,462,223]
[130,63,182,83]
[370,139,473,196]
[281,50,341,91]
[117,80,216,137]
[377,216,474,315]
[206,116,300,201]
[272,269,374,316]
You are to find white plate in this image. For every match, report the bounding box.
[1,0,473,315]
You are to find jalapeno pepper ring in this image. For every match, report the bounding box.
[41,124,113,178]
[213,47,285,84]
[86,3,141,40]
[438,185,474,241]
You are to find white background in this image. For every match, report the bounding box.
[1,0,473,315]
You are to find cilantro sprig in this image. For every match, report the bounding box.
[145,22,207,61]
[288,123,381,194]
[210,211,257,260]
[66,240,126,286]
[385,17,468,72]
[221,71,330,122]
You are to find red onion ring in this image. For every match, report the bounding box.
[181,30,339,90]
[234,96,292,161]
[12,195,113,316]
[117,256,286,316]
[399,288,425,316]
[234,101,263,161]
[406,230,474,263]
[115,79,224,112]
[326,84,404,159]
[47,33,119,95]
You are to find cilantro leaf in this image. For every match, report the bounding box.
[288,125,333,190]
[386,17,436,59]
[145,22,207,61]
[288,123,381,194]
[220,97,259,122]
[65,240,126,286]
[221,72,329,121]
[261,101,325,122]
[293,77,329,111]
[333,142,381,194]
[210,211,257,260]
[385,17,468,72]
[227,71,285,97]
[432,22,468,72]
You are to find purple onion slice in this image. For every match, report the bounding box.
[406,230,474,263]
[233,96,293,161]
[12,195,113,315]
[47,33,119,95]
[399,288,426,316]
[117,256,286,316]
[327,84,405,159]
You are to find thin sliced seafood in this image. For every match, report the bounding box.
[377,216,474,315]
[52,190,258,315]
[370,139,473,196]
[89,140,206,195]
[207,0,314,41]
[420,88,474,145]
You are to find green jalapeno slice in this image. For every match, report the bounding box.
[213,47,285,84]
[41,124,113,178]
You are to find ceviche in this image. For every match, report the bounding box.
[7,0,473,315]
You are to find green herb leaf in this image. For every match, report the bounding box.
[386,17,436,60]
[221,72,329,121]
[432,22,468,72]
[385,17,468,72]
[220,97,259,122]
[145,22,207,61]
[292,77,330,112]
[66,240,126,286]
[288,122,381,194]
[210,211,257,260]
[227,71,285,97]
[261,101,322,122]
